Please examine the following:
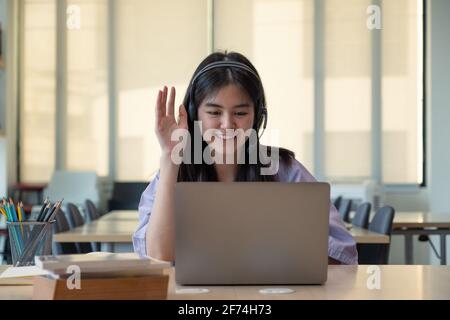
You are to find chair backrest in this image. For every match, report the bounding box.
[85,199,100,221]
[358,206,396,265]
[66,203,86,228]
[352,202,372,229]
[53,208,71,233]
[369,206,395,235]
[333,196,343,211]
[84,199,102,251]
[338,199,352,223]
[65,203,93,253]
[51,209,78,254]
[108,182,148,211]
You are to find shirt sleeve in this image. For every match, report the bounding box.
[280,159,359,265]
[132,171,160,258]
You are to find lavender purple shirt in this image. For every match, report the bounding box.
[133,159,358,265]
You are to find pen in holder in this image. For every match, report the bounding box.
[7,220,55,267]
[2,197,62,267]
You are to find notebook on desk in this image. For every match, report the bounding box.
[174,182,331,285]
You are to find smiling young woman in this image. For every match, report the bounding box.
[133,51,358,265]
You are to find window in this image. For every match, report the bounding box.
[19,0,424,185]
[66,0,109,176]
[214,0,424,184]
[323,0,372,180]
[20,0,109,181]
[20,0,56,182]
[215,0,315,170]
[116,0,208,181]
[381,0,423,184]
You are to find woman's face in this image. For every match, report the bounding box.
[197,84,255,157]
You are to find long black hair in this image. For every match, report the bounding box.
[178,51,295,182]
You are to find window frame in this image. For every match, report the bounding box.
[312,0,426,187]
[17,0,426,186]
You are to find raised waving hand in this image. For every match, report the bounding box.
[154,86,188,155]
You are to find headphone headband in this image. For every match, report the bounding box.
[191,61,261,86]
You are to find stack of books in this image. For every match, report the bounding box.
[32,252,172,299]
[34,252,172,279]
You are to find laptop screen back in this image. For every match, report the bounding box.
[174,182,330,285]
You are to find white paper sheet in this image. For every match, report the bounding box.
[0,266,51,279]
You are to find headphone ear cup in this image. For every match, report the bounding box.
[256,107,267,131]
[188,101,195,123]
[261,109,268,130]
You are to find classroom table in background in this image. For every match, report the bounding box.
[1,265,450,300]
[100,210,140,221]
[392,212,450,265]
[53,210,390,252]
[348,226,389,244]
[53,219,136,252]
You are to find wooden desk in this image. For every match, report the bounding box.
[100,210,140,221]
[0,266,34,300]
[393,212,450,229]
[392,212,450,265]
[348,226,389,244]
[53,211,388,251]
[2,265,450,300]
[53,220,136,243]
[170,265,450,300]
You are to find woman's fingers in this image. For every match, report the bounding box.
[155,90,162,130]
[178,104,188,129]
[161,86,168,116]
[179,104,187,117]
[155,86,180,133]
[167,87,175,117]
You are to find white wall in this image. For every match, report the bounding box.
[427,0,450,265]
[0,0,6,130]
[386,0,450,265]
[428,1,450,212]
[0,0,7,199]
[0,137,5,198]
[2,0,18,193]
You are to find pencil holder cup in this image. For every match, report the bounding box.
[7,221,55,267]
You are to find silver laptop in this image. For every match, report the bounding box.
[174,182,330,285]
